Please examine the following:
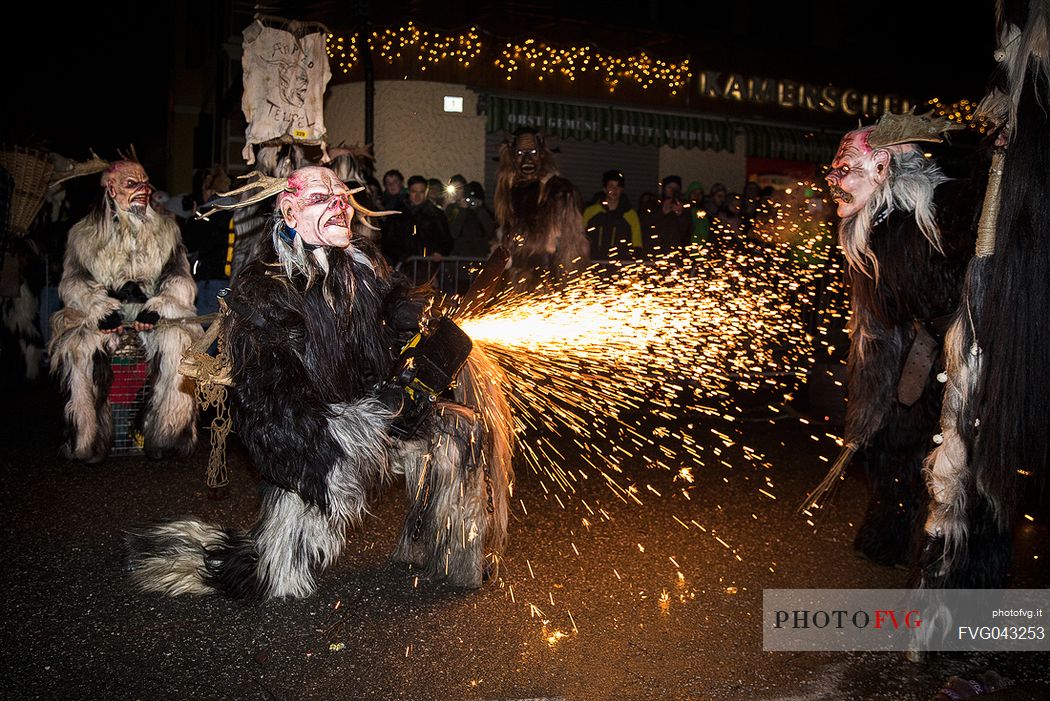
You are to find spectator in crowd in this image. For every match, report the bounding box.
[741,181,762,219]
[363,175,383,210]
[381,174,453,266]
[661,175,683,202]
[444,174,468,224]
[150,191,176,220]
[381,169,406,210]
[181,165,233,315]
[637,190,659,235]
[704,183,728,220]
[449,181,497,258]
[685,180,709,245]
[582,169,641,260]
[643,175,691,257]
[426,178,445,208]
[714,192,745,235]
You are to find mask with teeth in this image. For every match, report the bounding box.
[277,166,355,248]
[824,128,893,219]
[102,161,154,216]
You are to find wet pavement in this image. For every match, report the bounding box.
[3,383,1048,700]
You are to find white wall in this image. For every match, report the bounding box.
[327,81,749,196]
[326,81,487,184]
[658,133,748,194]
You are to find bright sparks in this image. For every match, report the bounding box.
[458,194,841,506]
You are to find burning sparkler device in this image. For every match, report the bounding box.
[376,317,473,439]
[377,246,509,438]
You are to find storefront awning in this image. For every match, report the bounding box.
[483,94,736,152]
[742,123,840,163]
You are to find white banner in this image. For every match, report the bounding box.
[241,20,331,164]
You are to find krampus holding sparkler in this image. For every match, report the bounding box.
[125,166,514,599]
[821,114,976,566]
[50,160,201,463]
[495,128,589,287]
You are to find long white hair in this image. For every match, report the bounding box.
[839,150,949,280]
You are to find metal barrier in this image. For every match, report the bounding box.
[398,255,489,295]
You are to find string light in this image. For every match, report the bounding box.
[327,22,481,76]
[494,40,689,95]
[326,23,687,95]
[927,97,991,134]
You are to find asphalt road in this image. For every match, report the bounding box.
[3,382,1048,701]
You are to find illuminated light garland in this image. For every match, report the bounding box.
[327,22,482,76]
[324,32,359,73]
[493,41,690,95]
[326,24,688,94]
[927,97,992,134]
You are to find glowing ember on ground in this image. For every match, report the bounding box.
[455,184,851,638]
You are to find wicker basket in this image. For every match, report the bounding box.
[0,147,54,236]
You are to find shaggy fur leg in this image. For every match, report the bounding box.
[52,329,115,464]
[393,404,492,588]
[251,484,350,598]
[1,281,44,384]
[125,483,351,599]
[919,497,1013,589]
[125,518,254,597]
[453,348,514,575]
[854,439,928,566]
[141,327,198,460]
[128,397,394,600]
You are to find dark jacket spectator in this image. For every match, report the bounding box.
[638,184,697,256]
[381,175,453,265]
[449,182,497,257]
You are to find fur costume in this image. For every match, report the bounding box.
[825,123,975,566]
[495,128,589,288]
[921,0,1050,588]
[1,236,44,384]
[126,167,514,599]
[49,161,201,463]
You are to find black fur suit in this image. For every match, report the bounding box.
[126,234,514,599]
[846,182,974,565]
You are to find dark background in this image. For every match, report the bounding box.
[3,1,996,177]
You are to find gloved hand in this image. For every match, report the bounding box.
[99,310,123,333]
[133,309,160,331]
[135,310,160,326]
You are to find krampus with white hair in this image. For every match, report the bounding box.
[820,114,976,566]
[49,161,200,463]
[125,166,514,598]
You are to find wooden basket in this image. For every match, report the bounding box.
[0,147,54,236]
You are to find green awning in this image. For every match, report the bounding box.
[484,94,842,162]
[484,94,736,152]
[742,123,840,162]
